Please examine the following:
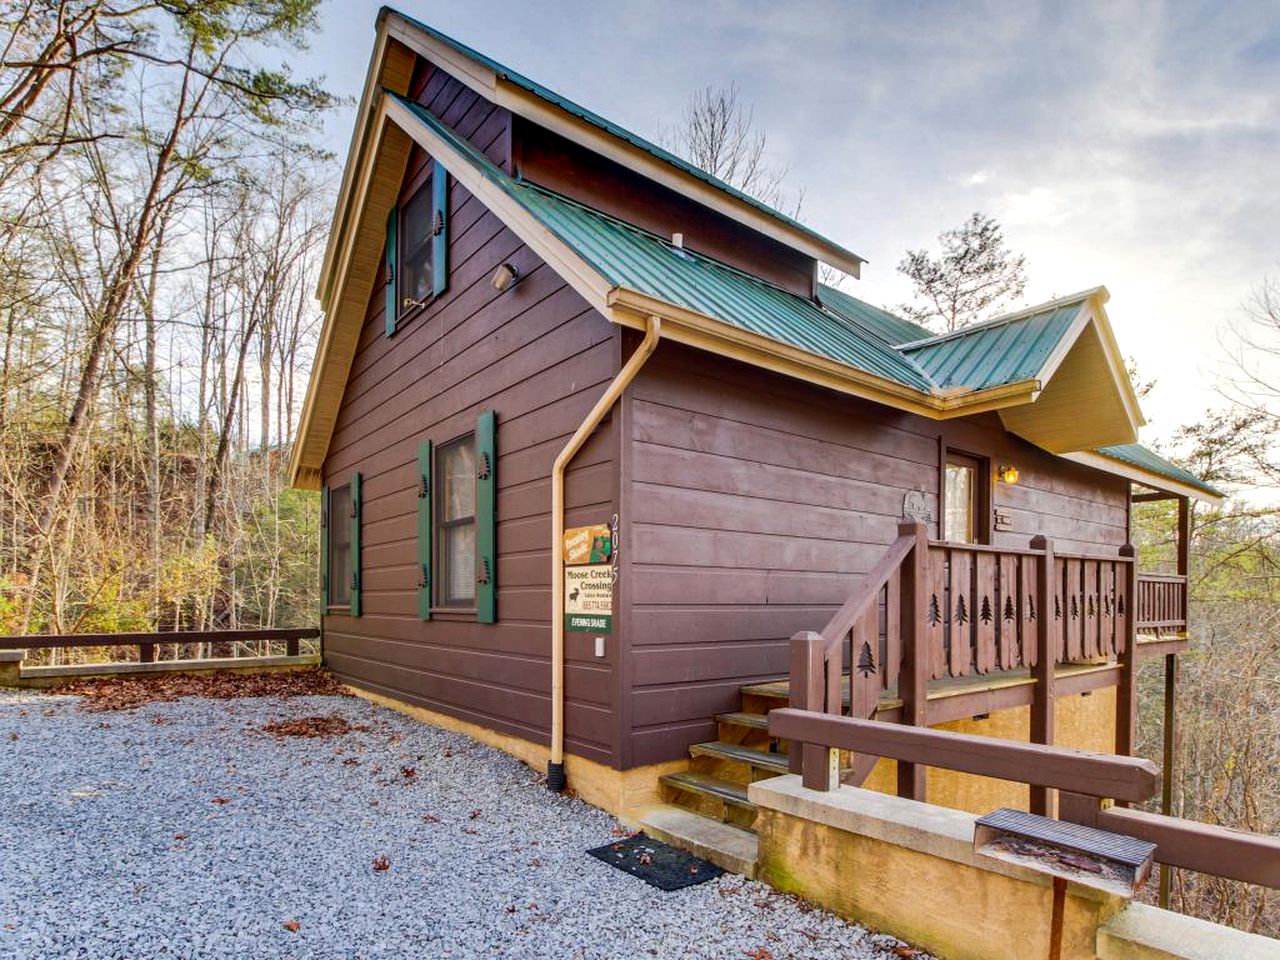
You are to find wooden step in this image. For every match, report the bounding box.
[689,740,788,774]
[715,711,769,731]
[661,771,754,809]
[636,804,758,878]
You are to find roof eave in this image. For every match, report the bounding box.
[1060,450,1224,505]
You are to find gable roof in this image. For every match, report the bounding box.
[290,16,1217,505]
[900,292,1097,391]
[315,7,866,313]
[383,8,864,273]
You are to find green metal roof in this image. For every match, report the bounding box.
[396,95,933,391]
[383,7,864,269]
[898,295,1092,391]
[817,284,933,346]
[1094,443,1226,499]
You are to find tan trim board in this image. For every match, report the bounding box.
[1060,450,1223,504]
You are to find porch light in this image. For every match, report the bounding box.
[998,464,1020,485]
[491,262,520,292]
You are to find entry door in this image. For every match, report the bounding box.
[944,453,985,544]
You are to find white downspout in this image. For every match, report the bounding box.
[548,315,662,790]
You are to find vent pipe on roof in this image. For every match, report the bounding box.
[671,232,683,248]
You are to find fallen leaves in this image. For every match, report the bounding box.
[371,855,391,872]
[282,919,300,933]
[745,948,774,960]
[261,714,353,739]
[210,796,230,805]
[61,668,351,712]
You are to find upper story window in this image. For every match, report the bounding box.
[399,178,435,313]
[385,158,449,337]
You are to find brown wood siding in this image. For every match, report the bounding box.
[321,61,622,766]
[513,117,816,298]
[621,342,1129,766]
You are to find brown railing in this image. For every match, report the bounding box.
[768,708,1280,892]
[788,523,1142,809]
[1135,573,1187,635]
[0,628,320,661]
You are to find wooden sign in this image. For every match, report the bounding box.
[565,563,613,633]
[563,524,612,566]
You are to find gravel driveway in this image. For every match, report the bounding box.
[0,684,925,959]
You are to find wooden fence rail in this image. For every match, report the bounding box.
[0,628,320,660]
[767,706,1280,892]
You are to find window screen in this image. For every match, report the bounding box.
[437,435,476,605]
[945,458,978,544]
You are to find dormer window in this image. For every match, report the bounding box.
[384,158,449,337]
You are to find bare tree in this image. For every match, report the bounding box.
[897,212,1027,332]
[661,83,801,216]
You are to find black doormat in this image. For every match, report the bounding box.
[586,833,724,891]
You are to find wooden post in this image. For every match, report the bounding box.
[897,521,928,801]
[286,636,300,657]
[789,631,838,791]
[1160,496,1190,907]
[1029,534,1055,816]
[139,642,155,663]
[1116,543,1139,761]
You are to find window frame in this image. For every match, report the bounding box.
[941,449,991,545]
[396,175,435,322]
[327,482,353,608]
[435,431,477,609]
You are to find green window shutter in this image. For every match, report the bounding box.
[475,410,497,623]
[350,471,363,617]
[431,159,448,298]
[417,439,433,621]
[384,206,398,337]
[320,485,330,612]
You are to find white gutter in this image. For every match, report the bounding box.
[547,315,662,790]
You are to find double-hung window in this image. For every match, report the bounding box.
[415,411,497,623]
[328,483,352,606]
[437,435,477,607]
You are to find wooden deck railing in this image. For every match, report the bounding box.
[1135,573,1188,635]
[768,708,1280,892]
[0,628,320,661]
[788,523,1147,809]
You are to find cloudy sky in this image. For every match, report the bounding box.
[299,1,1280,446]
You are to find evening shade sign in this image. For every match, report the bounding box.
[565,564,613,633]
[563,524,612,566]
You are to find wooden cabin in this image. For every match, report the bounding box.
[289,7,1221,855]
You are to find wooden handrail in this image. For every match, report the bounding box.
[769,709,1160,803]
[1061,794,1280,890]
[819,532,915,649]
[0,628,320,660]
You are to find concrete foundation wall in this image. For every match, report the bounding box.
[860,687,1117,815]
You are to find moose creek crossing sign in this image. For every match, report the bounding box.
[564,564,613,633]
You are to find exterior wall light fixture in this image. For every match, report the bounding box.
[491,262,520,292]
[998,464,1020,485]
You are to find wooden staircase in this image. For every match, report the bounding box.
[637,682,791,877]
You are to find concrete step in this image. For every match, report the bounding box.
[715,711,769,731]
[637,804,758,878]
[689,740,788,775]
[661,771,754,810]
